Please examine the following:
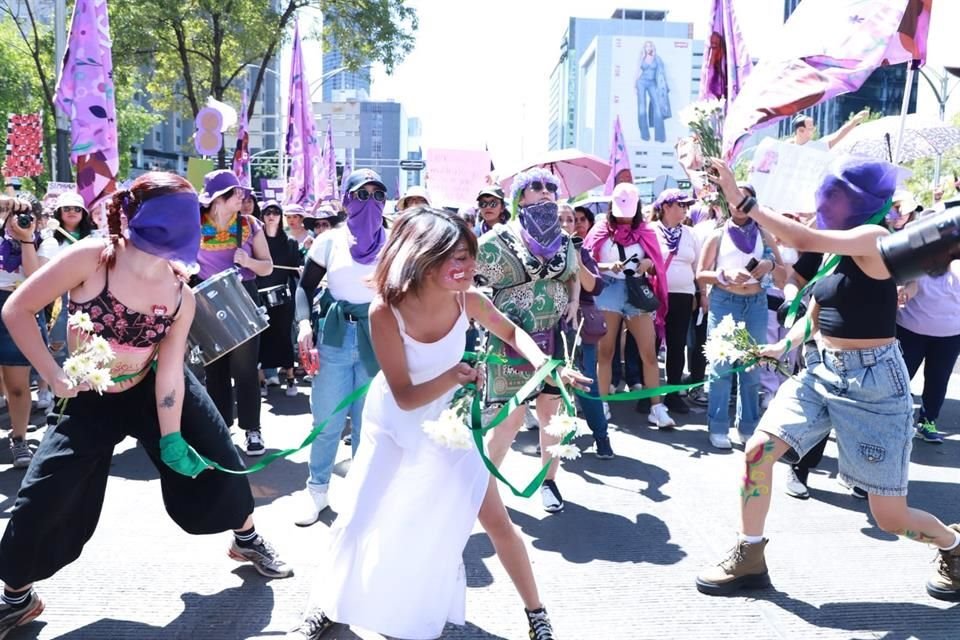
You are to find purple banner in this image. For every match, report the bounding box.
[284,22,323,207]
[54,0,119,209]
[699,0,753,104]
[232,88,251,189]
[321,118,337,201]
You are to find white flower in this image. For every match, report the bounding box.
[546,443,582,461]
[67,311,94,333]
[544,413,586,438]
[85,368,113,394]
[62,355,89,381]
[422,408,473,450]
[86,336,114,365]
[736,321,746,331]
[701,98,724,115]
[715,314,738,337]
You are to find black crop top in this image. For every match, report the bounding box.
[812,255,897,339]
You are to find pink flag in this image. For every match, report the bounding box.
[321,118,338,201]
[232,88,252,188]
[603,115,633,196]
[54,0,119,208]
[722,0,931,159]
[699,0,753,104]
[284,22,324,207]
[339,156,352,198]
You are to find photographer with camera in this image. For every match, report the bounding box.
[0,194,57,468]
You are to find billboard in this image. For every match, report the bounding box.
[608,36,694,180]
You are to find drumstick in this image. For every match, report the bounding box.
[54,227,78,243]
[271,265,301,272]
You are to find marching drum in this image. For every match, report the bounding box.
[259,284,292,308]
[188,269,269,366]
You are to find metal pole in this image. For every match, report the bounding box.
[54,0,71,182]
[933,70,948,187]
[892,60,918,165]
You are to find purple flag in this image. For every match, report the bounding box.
[284,22,323,207]
[339,156,352,199]
[321,118,338,201]
[232,88,252,189]
[54,0,119,209]
[722,0,931,159]
[699,0,753,104]
[603,116,633,196]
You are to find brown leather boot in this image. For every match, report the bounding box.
[696,537,771,595]
[927,524,960,601]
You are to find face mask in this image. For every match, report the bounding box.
[344,193,385,265]
[518,201,563,260]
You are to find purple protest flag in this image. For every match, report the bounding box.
[284,21,323,207]
[722,0,931,160]
[54,0,119,209]
[321,118,338,201]
[699,0,753,104]
[339,156,352,199]
[603,115,633,196]
[232,88,252,188]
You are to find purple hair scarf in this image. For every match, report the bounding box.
[127,192,202,266]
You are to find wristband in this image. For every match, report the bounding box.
[739,196,757,214]
[735,193,751,210]
[159,432,210,478]
[18,240,34,246]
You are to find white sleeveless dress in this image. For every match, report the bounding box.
[312,295,490,640]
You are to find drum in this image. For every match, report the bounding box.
[259,284,292,308]
[188,269,269,366]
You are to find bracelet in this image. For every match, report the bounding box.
[738,196,757,214]
[735,193,751,210]
[18,240,34,246]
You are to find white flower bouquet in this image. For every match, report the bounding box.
[53,311,117,423]
[678,99,732,220]
[703,314,791,376]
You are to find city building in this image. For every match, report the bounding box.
[353,101,408,198]
[570,10,702,188]
[777,0,918,139]
[321,44,371,103]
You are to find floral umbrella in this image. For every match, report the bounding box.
[832,114,960,163]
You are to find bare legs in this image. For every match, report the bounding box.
[2,366,31,441]
[486,394,563,480]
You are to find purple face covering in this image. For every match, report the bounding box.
[127,192,202,267]
[344,194,385,264]
[519,201,563,260]
[815,156,898,231]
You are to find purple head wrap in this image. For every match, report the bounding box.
[815,156,898,231]
[127,192,202,267]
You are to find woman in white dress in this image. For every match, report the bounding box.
[287,207,589,640]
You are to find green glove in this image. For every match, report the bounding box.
[159,432,210,478]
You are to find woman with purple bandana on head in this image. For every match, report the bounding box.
[293,169,388,527]
[0,173,292,632]
[196,170,274,457]
[696,155,960,604]
[475,167,583,515]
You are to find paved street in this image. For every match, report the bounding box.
[0,363,958,640]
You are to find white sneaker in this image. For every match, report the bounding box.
[709,433,733,449]
[603,402,611,420]
[784,468,809,499]
[265,375,281,386]
[260,383,268,398]
[647,403,676,429]
[539,479,564,513]
[35,389,53,411]
[285,383,298,397]
[630,383,644,392]
[294,486,330,527]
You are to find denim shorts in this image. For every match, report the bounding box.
[595,275,652,319]
[0,290,44,367]
[758,342,914,496]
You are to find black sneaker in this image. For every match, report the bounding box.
[664,393,690,415]
[594,436,615,460]
[525,606,556,640]
[539,479,564,513]
[286,607,335,639]
[245,430,266,456]
[228,535,294,578]
[0,590,44,638]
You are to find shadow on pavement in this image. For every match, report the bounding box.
[463,532,496,589]
[440,621,510,639]
[562,442,672,503]
[756,588,960,640]
[508,504,686,566]
[52,583,276,639]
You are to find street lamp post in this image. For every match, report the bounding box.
[919,66,960,186]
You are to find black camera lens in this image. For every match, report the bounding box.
[16,213,33,229]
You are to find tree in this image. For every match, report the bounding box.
[111,0,418,166]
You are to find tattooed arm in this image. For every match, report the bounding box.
[155,288,196,436]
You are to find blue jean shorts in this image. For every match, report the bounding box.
[595,275,651,319]
[0,289,44,367]
[758,342,914,496]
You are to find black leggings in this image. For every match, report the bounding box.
[897,324,960,422]
[663,292,694,387]
[0,368,253,588]
[205,334,262,432]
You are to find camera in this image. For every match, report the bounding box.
[877,203,960,284]
[15,213,33,229]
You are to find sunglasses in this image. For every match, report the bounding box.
[263,210,282,216]
[355,189,387,202]
[527,181,558,194]
[478,200,501,209]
